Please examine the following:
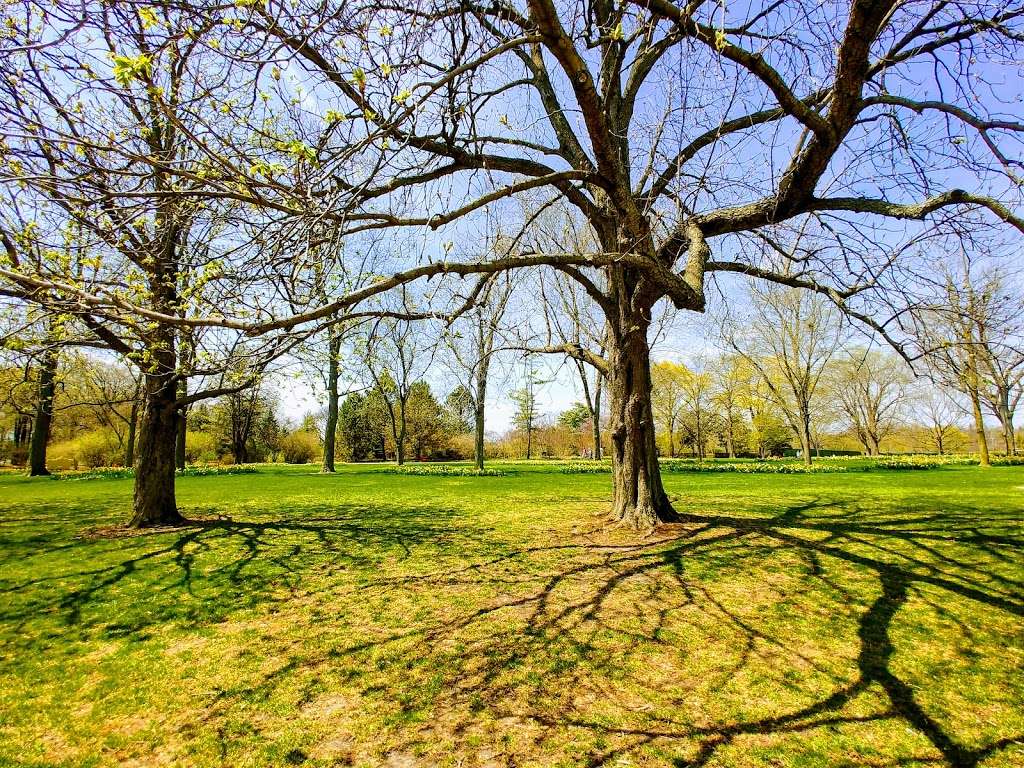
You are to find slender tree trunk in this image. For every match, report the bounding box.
[322,328,341,472]
[474,401,486,470]
[997,400,1015,455]
[592,372,602,460]
[607,320,677,528]
[798,410,813,468]
[28,348,58,476]
[394,398,407,465]
[969,389,990,466]
[474,358,489,470]
[130,368,183,527]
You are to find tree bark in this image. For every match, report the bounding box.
[322,328,341,472]
[28,348,58,476]
[130,369,183,527]
[396,420,406,465]
[969,389,990,466]
[797,410,813,468]
[996,399,1016,455]
[592,372,602,460]
[474,399,486,471]
[607,319,678,528]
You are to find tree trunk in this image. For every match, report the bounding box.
[28,348,58,476]
[798,410,813,468]
[474,402,486,470]
[322,329,341,472]
[395,408,406,465]
[997,400,1015,455]
[130,370,183,527]
[607,322,677,528]
[474,358,488,470]
[592,372,602,460]
[969,389,990,466]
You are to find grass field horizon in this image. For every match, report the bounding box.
[1,462,1022,767]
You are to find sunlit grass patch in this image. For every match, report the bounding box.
[0,462,1022,766]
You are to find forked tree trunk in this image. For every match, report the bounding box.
[607,322,677,529]
[322,329,341,472]
[28,348,58,476]
[130,371,183,527]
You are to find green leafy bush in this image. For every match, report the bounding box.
[279,431,321,464]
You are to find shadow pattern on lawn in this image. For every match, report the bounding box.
[1,496,1022,767]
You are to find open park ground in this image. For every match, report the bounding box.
[0,462,1022,768]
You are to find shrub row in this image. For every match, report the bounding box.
[380,464,507,477]
[55,464,260,481]
[559,455,1024,474]
[558,461,846,474]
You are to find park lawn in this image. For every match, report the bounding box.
[0,463,1021,768]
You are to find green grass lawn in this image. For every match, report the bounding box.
[0,462,1022,767]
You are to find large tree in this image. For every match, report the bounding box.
[0,4,313,524]
[207,0,1022,526]
[5,0,1024,527]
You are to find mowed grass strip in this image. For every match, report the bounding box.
[0,462,1022,767]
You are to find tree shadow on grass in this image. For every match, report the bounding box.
[0,504,502,639]
[301,498,1021,768]
[1,493,1022,767]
